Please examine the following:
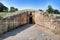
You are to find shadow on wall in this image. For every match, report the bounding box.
[1,24,34,39]
[29,17,33,24]
[0,11,35,40]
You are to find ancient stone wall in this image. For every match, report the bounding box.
[0,10,60,35]
[35,11,56,30]
[0,12,29,34]
[35,11,60,35]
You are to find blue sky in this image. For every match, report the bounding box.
[0,0,60,10]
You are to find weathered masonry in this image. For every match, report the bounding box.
[0,10,35,34]
[0,9,60,35]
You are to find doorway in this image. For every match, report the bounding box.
[29,17,33,24]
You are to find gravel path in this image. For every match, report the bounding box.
[0,24,60,40]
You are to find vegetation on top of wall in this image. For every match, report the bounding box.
[46,5,54,13]
[53,9,60,14]
[0,2,18,12]
[0,2,8,12]
[10,7,18,12]
[0,2,60,15]
[39,5,60,14]
[46,5,60,14]
[39,9,44,12]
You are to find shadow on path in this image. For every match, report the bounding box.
[1,24,34,39]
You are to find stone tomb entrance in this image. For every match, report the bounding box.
[28,12,34,24]
[29,17,33,24]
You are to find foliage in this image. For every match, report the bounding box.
[0,2,8,12]
[53,9,60,14]
[15,8,18,11]
[10,7,18,12]
[10,7,15,12]
[39,9,44,11]
[46,5,54,13]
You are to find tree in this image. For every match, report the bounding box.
[46,5,53,13]
[15,8,18,11]
[3,6,8,12]
[10,7,18,12]
[10,7,15,12]
[39,9,44,11]
[53,9,60,14]
[0,2,8,12]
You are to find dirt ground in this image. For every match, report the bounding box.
[0,24,60,40]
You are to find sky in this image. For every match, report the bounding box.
[0,0,60,11]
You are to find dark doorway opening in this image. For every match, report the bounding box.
[29,17,33,24]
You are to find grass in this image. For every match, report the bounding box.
[0,12,16,18]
